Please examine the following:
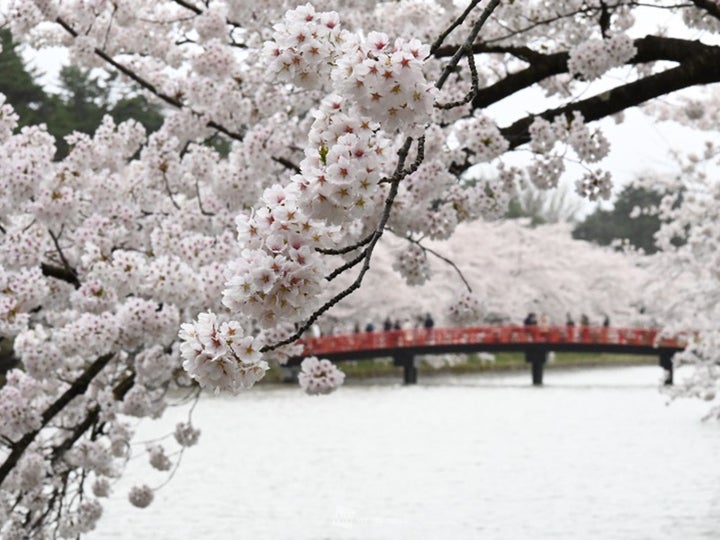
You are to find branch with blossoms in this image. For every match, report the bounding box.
[392,231,473,294]
[4,0,720,535]
[0,352,116,486]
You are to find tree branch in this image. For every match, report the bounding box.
[54,16,245,142]
[466,36,716,111]
[0,353,116,486]
[429,0,483,56]
[47,230,81,289]
[39,263,80,289]
[50,373,135,465]
[690,0,720,20]
[262,137,417,353]
[500,44,720,150]
[271,156,301,174]
[316,231,374,255]
[397,233,473,293]
[436,0,502,91]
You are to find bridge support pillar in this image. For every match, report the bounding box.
[393,353,417,384]
[659,351,674,386]
[525,350,547,386]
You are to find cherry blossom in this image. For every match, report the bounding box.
[298,356,346,395]
[1,0,719,535]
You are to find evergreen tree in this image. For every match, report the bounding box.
[572,184,665,253]
[0,30,163,158]
[0,29,57,128]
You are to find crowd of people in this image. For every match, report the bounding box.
[523,312,611,328]
[308,311,619,339]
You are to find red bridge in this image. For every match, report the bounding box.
[294,325,686,385]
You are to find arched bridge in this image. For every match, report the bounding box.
[293,325,686,385]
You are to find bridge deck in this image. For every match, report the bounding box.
[298,325,686,362]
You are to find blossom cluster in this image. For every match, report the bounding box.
[567,34,636,81]
[179,312,268,393]
[263,3,436,133]
[298,356,346,395]
[447,290,483,325]
[527,112,611,192]
[392,243,432,286]
[1,0,716,535]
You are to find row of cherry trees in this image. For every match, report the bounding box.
[1,0,719,536]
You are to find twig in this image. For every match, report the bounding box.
[429,0,484,56]
[54,16,245,142]
[325,248,368,281]
[195,177,215,216]
[0,353,116,486]
[272,156,301,174]
[400,233,473,293]
[316,231,375,255]
[435,0,502,91]
[261,137,415,352]
[435,46,480,109]
[402,135,426,178]
[379,136,425,184]
[48,230,81,289]
[162,170,182,210]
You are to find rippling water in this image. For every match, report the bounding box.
[90,366,719,539]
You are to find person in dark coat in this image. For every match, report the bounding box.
[423,313,435,329]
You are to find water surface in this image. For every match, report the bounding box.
[91,366,719,539]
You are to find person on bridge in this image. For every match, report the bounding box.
[523,312,538,326]
[424,313,435,329]
[565,312,576,341]
[603,314,610,327]
[383,317,393,331]
[365,321,375,332]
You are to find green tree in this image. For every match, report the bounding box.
[0,30,164,158]
[572,184,664,253]
[0,29,57,128]
[51,66,164,157]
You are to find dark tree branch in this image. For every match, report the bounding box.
[325,249,367,281]
[262,137,417,353]
[690,0,720,19]
[316,231,375,255]
[54,16,244,142]
[170,0,202,15]
[271,156,301,174]
[500,44,720,150]
[0,353,116,486]
[50,374,135,465]
[40,263,80,289]
[436,0,502,90]
[465,36,717,111]
[429,0,483,56]
[47,230,81,289]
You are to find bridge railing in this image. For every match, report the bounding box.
[298,325,686,356]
